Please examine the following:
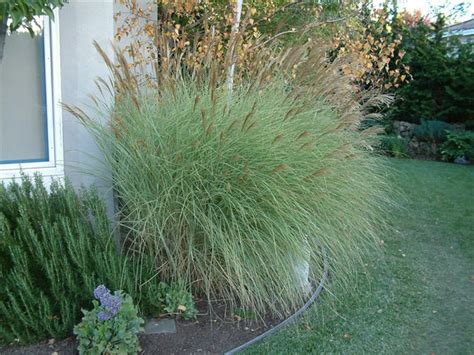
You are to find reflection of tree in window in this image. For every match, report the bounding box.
[0,16,47,163]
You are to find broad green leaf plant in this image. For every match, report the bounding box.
[0,0,65,35]
[74,286,144,355]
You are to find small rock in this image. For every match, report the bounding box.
[143,318,177,335]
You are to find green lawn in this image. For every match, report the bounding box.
[247,159,474,354]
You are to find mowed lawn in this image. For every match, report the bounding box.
[248,159,474,354]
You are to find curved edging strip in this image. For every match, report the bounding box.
[224,244,329,354]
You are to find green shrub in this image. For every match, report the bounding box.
[0,174,187,344]
[67,43,390,318]
[74,286,144,355]
[379,134,409,158]
[440,130,474,162]
[413,120,453,143]
[388,14,474,124]
[0,175,127,344]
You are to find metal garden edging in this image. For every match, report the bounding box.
[224,244,329,354]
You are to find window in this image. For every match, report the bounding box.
[0,12,63,182]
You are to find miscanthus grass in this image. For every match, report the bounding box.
[65,41,391,318]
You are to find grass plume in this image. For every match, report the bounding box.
[65,37,391,318]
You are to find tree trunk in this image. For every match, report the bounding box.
[226,0,243,95]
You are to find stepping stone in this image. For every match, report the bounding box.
[143,318,177,334]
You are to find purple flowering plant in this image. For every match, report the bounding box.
[93,285,122,321]
[74,285,144,354]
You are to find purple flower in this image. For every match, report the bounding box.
[101,294,122,315]
[93,285,122,321]
[97,311,113,322]
[93,285,110,300]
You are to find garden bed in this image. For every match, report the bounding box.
[1,249,328,355]
[0,301,292,354]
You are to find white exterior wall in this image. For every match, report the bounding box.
[59,0,116,212]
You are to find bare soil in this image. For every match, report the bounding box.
[0,301,280,355]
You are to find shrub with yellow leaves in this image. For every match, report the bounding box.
[114,1,409,94]
[326,4,411,91]
[114,1,354,84]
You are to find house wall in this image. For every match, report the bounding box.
[59,0,116,215]
[1,1,139,215]
[114,0,156,60]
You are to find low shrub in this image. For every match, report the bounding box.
[379,135,409,158]
[67,43,390,318]
[440,130,474,162]
[0,174,193,344]
[0,175,126,344]
[74,285,144,355]
[413,120,453,143]
[159,281,198,320]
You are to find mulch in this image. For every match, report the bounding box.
[0,302,281,355]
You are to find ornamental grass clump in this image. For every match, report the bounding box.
[66,39,390,318]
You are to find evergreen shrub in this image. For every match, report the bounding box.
[440,130,474,161]
[413,120,453,143]
[389,14,474,124]
[0,175,127,343]
[0,175,178,344]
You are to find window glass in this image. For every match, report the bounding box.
[0,18,47,163]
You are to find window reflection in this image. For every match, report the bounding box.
[0,17,47,163]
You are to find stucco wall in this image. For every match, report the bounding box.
[59,0,115,214]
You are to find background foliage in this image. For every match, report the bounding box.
[440,130,474,161]
[115,0,408,91]
[388,13,474,125]
[0,0,65,34]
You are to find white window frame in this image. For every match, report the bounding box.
[0,10,63,184]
